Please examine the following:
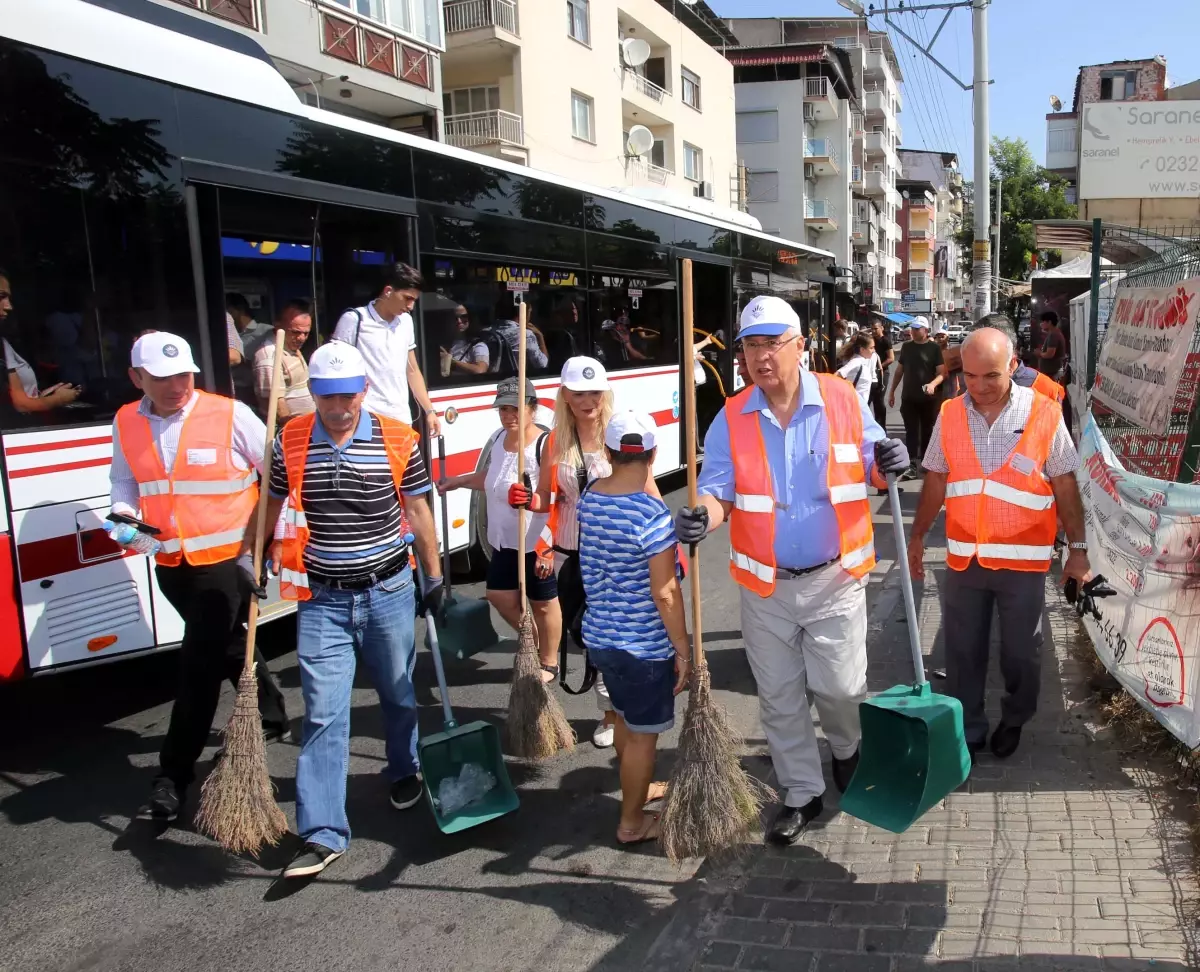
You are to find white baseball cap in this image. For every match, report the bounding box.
[910,315,931,330]
[739,295,801,340]
[561,356,609,392]
[308,340,367,396]
[605,410,658,454]
[131,332,200,378]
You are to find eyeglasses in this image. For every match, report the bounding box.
[456,313,469,320]
[742,335,799,355]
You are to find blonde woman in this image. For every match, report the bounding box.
[509,356,659,748]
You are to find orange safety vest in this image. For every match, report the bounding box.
[1031,371,1065,403]
[726,374,876,598]
[278,410,418,600]
[116,392,259,568]
[534,430,561,571]
[942,392,1059,573]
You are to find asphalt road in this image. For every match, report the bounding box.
[0,407,918,972]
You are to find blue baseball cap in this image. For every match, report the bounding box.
[738,295,801,340]
[308,341,367,396]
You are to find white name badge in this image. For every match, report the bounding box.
[186,448,218,466]
[832,443,859,464]
[1009,452,1037,476]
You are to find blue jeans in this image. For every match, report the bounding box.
[295,569,418,853]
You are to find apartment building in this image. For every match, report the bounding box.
[896,178,937,318]
[441,0,744,219]
[725,18,904,311]
[897,149,965,320]
[1046,56,1200,229]
[151,0,444,133]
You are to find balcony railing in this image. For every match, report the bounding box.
[624,71,669,104]
[805,77,831,100]
[318,2,435,89]
[804,139,839,165]
[624,156,673,186]
[445,0,518,35]
[444,109,524,148]
[855,264,876,287]
[805,198,837,220]
[851,111,864,136]
[169,0,259,29]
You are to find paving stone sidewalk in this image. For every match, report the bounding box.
[641,541,1200,972]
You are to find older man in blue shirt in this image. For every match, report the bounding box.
[676,296,910,844]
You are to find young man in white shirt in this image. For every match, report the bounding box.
[332,263,440,435]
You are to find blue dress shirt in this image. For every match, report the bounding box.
[697,370,886,570]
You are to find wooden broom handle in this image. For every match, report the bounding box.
[516,298,528,609]
[243,328,287,672]
[681,259,704,668]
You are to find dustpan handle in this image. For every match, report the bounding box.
[411,534,458,730]
[436,434,453,602]
[886,474,927,689]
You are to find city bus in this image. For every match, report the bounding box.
[0,0,836,681]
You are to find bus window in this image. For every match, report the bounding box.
[421,256,588,387]
[590,274,678,374]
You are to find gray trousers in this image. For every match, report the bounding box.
[942,561,1045,748]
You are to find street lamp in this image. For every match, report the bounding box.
[836,0,866,14]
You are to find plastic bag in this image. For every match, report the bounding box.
[434,762,497,815]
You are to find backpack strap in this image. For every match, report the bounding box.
[342,307,364,347]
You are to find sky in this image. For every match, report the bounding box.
[709,0,1200,179]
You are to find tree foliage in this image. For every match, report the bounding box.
[956,136,1077,281]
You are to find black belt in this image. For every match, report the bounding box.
[776,557,838,579]
[310,558,410,591]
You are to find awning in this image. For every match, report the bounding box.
[883,313,915,325]
[726,48,826,67]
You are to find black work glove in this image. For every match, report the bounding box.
[674,505,710,545]
[873,437,911,476]
[420,573,445,617]
[236,551,267,600]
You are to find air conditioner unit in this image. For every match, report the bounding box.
[693,181,713,199]
[804,163,816,180]
[803,103,815,121]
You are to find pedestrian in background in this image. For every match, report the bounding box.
[674,296,910,845]
[438,377,562,683]
[333,263,441,435]
[869,319,893,429]
[577,411,689,846]
[906,328,1090,762]
[107,332,288,822]
[887,316,945,478]
[256,341,442,879]
[227,293,274,405]
[254,299,314,423]
[836,333,877,406]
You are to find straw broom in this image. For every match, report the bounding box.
[659,259,774,864]
[503,299,575,759]
[195,330,289,855]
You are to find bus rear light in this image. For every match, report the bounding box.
[452,518,465,528]
[0,533,25,681]
[87,635,119,652]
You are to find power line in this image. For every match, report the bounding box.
[890,29,940,152]
[912,13,963,157]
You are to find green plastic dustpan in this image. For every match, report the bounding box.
[426,436,500,662]
[420,591,519,834]
[840,476,971,833]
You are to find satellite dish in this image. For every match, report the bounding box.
[626,125,654,157]
[1049,94,1063,112]
[621,37,651,68]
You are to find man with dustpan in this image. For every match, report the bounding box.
[674,297,911,844]
[253,341,444,879]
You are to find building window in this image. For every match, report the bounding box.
[567,0,589,45]
[571,91,594,142]
[683,142,703,182]
[681,67,701,110]
[909,272,928,293]
[1099,70,1139,101]
[747,169,779,203]
[735,110,779,143]
[1047,126,1077,154]
[329,0,441,46]
[443,85,500,116]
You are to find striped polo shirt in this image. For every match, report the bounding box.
[268,409,431,582]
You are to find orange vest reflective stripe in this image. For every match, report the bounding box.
[942,393,1059,573]
[534,430,560,570]
[726,375,876,597]
[115,392,259,568]
[278,411,418,600]
[1031,371,1065,403]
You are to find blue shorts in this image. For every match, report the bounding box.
[590,650,676,734]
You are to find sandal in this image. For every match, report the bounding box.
[644,781,668,806]
[540,664,559,685]
[617,813,660,846]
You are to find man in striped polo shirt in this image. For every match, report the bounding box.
[253,341,443,879]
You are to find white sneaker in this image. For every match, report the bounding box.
[592,721,615,749]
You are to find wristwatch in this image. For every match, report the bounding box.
[1068,541,1089,552]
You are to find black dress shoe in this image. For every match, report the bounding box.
[990,724,1022,759]
[768,797,823,846]
[832,750,859,794]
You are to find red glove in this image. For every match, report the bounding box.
[508,480,533,510]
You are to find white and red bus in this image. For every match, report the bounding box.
[0,0,835,682]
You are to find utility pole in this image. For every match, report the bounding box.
[837,0,991,316]
[992,175,1002,309]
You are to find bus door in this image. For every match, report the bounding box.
[680,259,733,459]
[183,177,418,633]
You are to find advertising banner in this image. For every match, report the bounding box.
[1078,415,1200,746]
[1091,277,1200,435]
[1079,101,1200,200]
